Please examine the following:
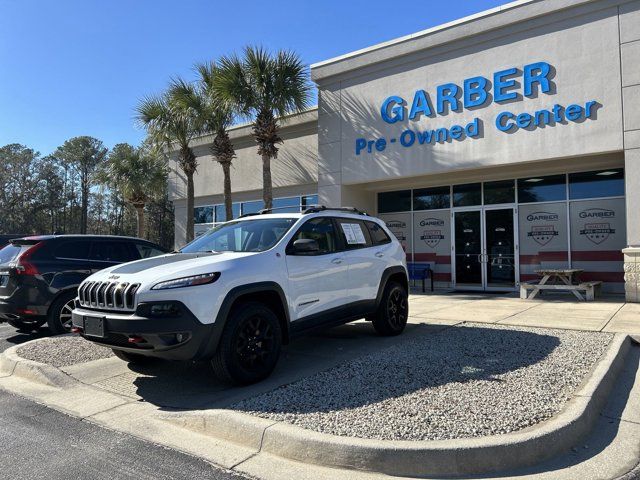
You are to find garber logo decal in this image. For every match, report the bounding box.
[419,219,445,248]
[579,208,615,219]
[578,209,615,244]
[525,212,559,245]
[526,211,559,222]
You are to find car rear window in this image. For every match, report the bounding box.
[0,244,24,264]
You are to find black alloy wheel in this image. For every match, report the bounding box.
[234,315,277,371]
[211,302,282,385]
[372,281,409,336]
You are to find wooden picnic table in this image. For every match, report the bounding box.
[520,268,601,301]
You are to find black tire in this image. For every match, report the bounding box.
[371,281,408,336]
[7,318,47,333]
[111,349,156,365]
[211,302,282,385]
[47,291,77,335]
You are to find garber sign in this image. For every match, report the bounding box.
[355,61,600,155]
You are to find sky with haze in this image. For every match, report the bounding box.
[0,0,507,155]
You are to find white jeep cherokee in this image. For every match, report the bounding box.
[71,207,409,385]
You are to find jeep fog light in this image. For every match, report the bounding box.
[150,303,180,316]
[151,272,220,290]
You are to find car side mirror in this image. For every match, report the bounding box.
[291,238,320,254]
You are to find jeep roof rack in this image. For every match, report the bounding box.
[238,205,369,218]
[302,205,368,215]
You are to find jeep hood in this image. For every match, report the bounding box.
[87,252,256,282]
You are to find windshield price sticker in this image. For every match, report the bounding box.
[341,223,367,244]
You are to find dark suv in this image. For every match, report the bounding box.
[0,235,167,334]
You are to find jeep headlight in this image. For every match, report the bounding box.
[151,272,220,290]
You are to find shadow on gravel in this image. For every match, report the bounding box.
[125,323,562,412]
[230,324,562,415]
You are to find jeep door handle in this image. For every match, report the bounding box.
[375,252,384,258]
[331,257,343,264]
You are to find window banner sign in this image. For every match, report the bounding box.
[379,213,412,260]
[518,203,568,281]
[413,210,451,284]
[569,198,625,290]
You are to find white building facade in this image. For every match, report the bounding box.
[170,0,640,300]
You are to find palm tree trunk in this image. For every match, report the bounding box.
[135,204,145,238]
[262,154,272,210]
[186,171,195,243]
[222,162,233,220]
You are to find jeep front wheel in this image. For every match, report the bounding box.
[211,302,282,385]
[371,281,408,336]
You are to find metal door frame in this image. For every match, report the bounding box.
[451,205,519,292]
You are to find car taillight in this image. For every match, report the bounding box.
[15,242,43,276]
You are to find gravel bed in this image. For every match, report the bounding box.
[234,323,613,441]
[17,336,114,368]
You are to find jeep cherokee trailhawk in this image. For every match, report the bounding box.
[72,207,409,385]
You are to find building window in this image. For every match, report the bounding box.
[517,174,567,203]
[215,203,241,222]
[569,169,624,200]
[452,183,481,207]
[242,200,265,215]
[413,186,450,210]
[378,190,411,213]
[272,196,301,213]
[194,206,213,224]
[484,180,515,205]
[301,194,319,210]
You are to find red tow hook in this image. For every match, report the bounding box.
[71,327,83,334]
[127,335,145,344]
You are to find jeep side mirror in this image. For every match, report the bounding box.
[291,238,320,254]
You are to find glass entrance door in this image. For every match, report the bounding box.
[484,208,516,289]
[453,207,518,291]
[454,211,483,288]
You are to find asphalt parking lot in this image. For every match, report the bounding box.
[0,322,246,480]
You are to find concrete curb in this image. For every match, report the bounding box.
[0,334,632,477]
[159,333,632,477]
[0,340,76,388]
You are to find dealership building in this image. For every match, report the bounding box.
[168,0,640,300]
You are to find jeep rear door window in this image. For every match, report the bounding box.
[365,221,392,245]
[181,218,296,253]
[335,219,372,250]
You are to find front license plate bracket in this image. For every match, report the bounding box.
[84,316,105,338]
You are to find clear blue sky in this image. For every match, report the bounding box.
[0,0,507,155]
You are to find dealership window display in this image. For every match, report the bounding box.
[377,168,626,292]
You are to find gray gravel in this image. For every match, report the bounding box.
[17,336,114,367]
[234,323,613,441]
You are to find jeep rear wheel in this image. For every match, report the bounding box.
[371,281,408,336]
[211,302,282,385]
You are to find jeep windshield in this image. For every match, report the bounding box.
[181,218,297,253]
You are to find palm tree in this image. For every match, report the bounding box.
[136,81,200,242]
[102,143,167,238]
[172,65,236,221]
[214,46,311,209]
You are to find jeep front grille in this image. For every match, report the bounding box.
[78,281,140,311]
